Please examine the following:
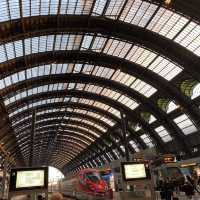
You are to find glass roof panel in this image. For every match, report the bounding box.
[92,0,106,16]
[175,22,200,56]
[129,140,140,152]
[0,1,199,58]
[104,39,132,58]
[155,125,172,143]
[105,0,126,20]
[147,7,189,40]
[140,134,154,148]
[0,34,182,83]
[0,0,10,22]
[120,0,158,28]
[173,114,198,135]
[149,115,156,124]
[1,0,200,164]
[167,101,178,113]
[4,82,139,112]
[192,83,200,99]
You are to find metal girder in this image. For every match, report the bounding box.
[0,15,200,80]
[0,15,198,74]
[31,125,98,143]
[17,129,92,150]
[12,110,124,157]
[10,102,118,123]
[12,110,111,130]
[2,50,200,129]
[29,110,35,166]
[36,143,82,159]
[17,121,100,142]
[34,143,79,165]
[9,101,146,149]
[20,139,84,160]
[8,102,147,151]
[152,0,200,22]
[0,98,24,166]
[65,134,127,171]
[68,145,115,171]
[8,90,167,151]
[41,131,91,147]
[3,73,186,140]
[4,73,191,151]
[16,120,102,141]
[121,111,130,161]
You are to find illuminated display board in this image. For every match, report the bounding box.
[121,162,151,181]
[10,167,48,191]
[16,170,45,188]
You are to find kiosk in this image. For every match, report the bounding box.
[8,167,48,200]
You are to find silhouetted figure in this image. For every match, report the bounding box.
[38,195,43,200]
[50,193,63,200]
[159,178,173,200]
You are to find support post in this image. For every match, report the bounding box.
[2,158,7,199]
[120,111,130,161]
[29,110,36,167]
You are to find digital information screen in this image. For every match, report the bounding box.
[16,170,45,188]
[121,162,150,181]
[124,163,146,179]
[10,167,48,191]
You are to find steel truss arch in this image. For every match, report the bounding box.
[5,89,167,151]
[4,74,190,152]
[0,15,199,80]
[1,51,199,128]
[11,109,111,130]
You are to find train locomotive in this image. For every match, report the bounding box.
[57,169,113,200]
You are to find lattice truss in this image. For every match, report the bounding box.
[0,0,200,172]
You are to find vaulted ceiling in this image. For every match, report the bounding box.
[0,0,200,173]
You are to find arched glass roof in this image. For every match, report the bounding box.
[0,0,200,171]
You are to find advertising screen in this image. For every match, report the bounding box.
[16,170,45,188]
[9,167,48,191]
[121,162,150,181]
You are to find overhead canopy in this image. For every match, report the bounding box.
[0,0,200,173]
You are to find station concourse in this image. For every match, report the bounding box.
[0,0,200,199]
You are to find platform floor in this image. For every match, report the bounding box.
[10,192,200,200]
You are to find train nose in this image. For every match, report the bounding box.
[97,180,107,191]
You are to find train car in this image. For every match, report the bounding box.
[58,168,113,200]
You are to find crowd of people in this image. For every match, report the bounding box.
[158,170,200,200]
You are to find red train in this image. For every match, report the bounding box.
[55,169,113,200]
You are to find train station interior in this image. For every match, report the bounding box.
[1,0,200,199]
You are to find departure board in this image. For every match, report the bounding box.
[16,170,45,188]
[124,164,146,179]
[121,162,150,181]
[9,167,48,191]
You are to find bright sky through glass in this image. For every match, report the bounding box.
[48,166,64,182]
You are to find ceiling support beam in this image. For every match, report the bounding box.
[3,51,200,133]
[1,15,200,81]
[120,111,129,161]
[5,73,190,152]
[29,110,36,167]
[0,97,24,166]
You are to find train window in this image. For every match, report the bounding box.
[85,172,101,183]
